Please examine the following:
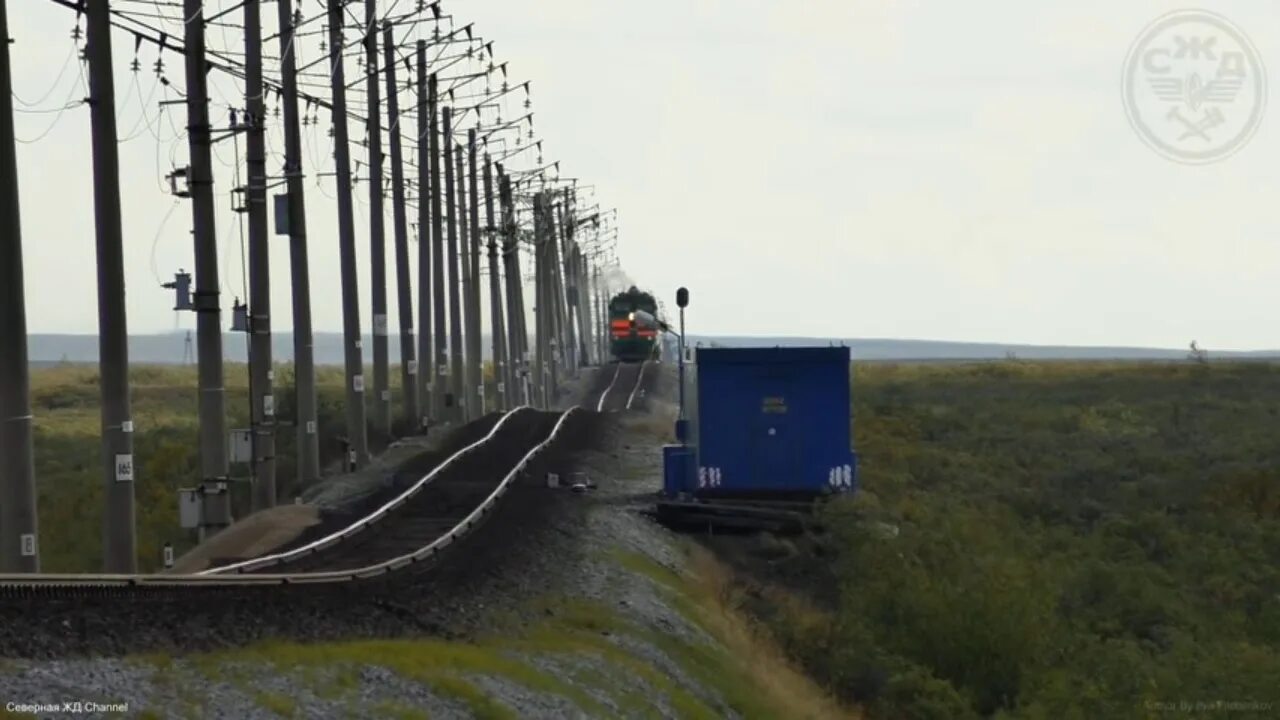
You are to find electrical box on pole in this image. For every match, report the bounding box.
[273,194,290,235]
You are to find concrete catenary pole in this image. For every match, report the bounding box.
[415,43,433,426]
[385,23,418,430]
[545,201,563,394]
[86,0,137,572]
[557,194,579,375]
[184,0,231,533]
[277,0,319,487]
[533,192,548,407]
[443,108,464,420]
[428,75,447,423]
[245,0,276,512]
[364,0,390,435]
[453,144,473,420]
[498,171,527,405]
[466,130,483,416]
[595,264,607,362]
[574,244,594,368]
[327,0,370,466]
[483,154,508,411]
[0,0,40,573]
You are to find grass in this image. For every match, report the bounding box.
[614,547,859,720]
[370,700,431,720]
[253,691,298,718]
[194,636,604,719]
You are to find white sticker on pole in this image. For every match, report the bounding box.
[373,314,389,336]
[20,534,36,557]
[408,360,419,375]
[353,374,365,392]
[121,420,134,433]
[115,453,135,482]
[267,370,275,382]
[306,420,317,435]
[163,545,174,568]
[381,390,391,401]
[497,382,505,393]
[439,365,449,377]
[263,394,275,417]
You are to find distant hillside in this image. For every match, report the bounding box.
[24,332,1280,365]
[685,336,1280,361]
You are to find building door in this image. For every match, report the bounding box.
[753,416,791,489]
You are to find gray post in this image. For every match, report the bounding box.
[0,0,39,573]
[545,202,564,394]
[443,109,464,420]
[385,23,417,430]
[86,0,137,572]
[595,264,607,362]
[327,0,369,465]
[498,171,526,405]
[245,0,276,512]
[533,193,548,407]
[364,0,390,435]
[428,75,447,423]
[277,0,319,487]
[574,245,593,368]
[415,43,433,426]
[557,194,579,375]
[483,154,508,411]
[184,0,230,532]
[466,130,483,416]
[453,144,473,420]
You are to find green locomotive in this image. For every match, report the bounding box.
[607,286,659,363]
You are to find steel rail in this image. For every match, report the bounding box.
[0,406,583,590]
[594,364,623,413]
[625,360,651,411]
[201,404,536,574]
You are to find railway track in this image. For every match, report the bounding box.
[0,405,586,594]
[595,360,651,413]
[0,361,657,598]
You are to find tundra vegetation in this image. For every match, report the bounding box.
[749,362,1280,718]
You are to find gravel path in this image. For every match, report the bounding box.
[0,365,778,719]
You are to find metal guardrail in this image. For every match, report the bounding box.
[0,406,583,590]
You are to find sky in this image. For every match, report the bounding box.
[7,0,1280,350]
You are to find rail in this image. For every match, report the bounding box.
[595,364,624,412]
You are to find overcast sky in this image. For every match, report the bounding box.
[8,0,1279,350]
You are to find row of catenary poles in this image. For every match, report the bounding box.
[0,0,618,573]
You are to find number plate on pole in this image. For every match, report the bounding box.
[115,454,135,482]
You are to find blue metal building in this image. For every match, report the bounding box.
[662,346,857,503]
